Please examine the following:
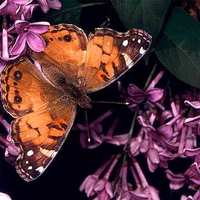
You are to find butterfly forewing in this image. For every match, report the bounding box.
[82,28,152,93]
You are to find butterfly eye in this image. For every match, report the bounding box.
[64,35,72,42]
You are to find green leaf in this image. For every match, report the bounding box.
[111,0,170,43]
[155,6,200,88]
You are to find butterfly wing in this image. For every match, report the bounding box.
[12,102,76,181]
[1,56,58,118]
[31,24,87,82]
[1,58,77,181]
[80,28,152,93]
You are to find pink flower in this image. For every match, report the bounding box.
[76,110,113,148]
[0,192,12,200]
[117,164,149,200]
[181,190,200,200]
[126,71,165,110]
[11,20,50,55]
[166,162,200,190]
[0,0,19,15]
[36,0,61,13]
[80,156,119,198]
[12,2,39,20]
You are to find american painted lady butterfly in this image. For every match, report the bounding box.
[1,24,152,181]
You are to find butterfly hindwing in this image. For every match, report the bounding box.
[12,102,76,181]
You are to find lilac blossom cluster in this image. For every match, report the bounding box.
[75,71,200,200]
[0,0,62,71]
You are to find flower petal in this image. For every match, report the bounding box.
[0,192,12,200]
[0,0,8,9]
[94,179,106,192]
[37,0,49,13]
[22,4,39,20]
[185,115,200,126]
[10,34,27,55]
[29,21,50,34]
[15,20,29,34]
[147,148,159,164]
[105,182,114,198]
[130,137,141,156]
[127,84,145,103]
[26,32,46,52]
[146,71,164,90]
[184,100,200,109]
[146,88,164,102]
[157,124,173,138]
[47,0,61,10]
[13,0,31,4]
[0,2,18,15]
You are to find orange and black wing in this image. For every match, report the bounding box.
[81,28,152,93]
[1,57,77,181]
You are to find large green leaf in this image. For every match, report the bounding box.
[155,6,200,88]
[111,0,170,43]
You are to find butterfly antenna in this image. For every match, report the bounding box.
[91,100,129,106]
[84,108,91,143]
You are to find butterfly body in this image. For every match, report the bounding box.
[1,24,152,181]
[37,61,92,108]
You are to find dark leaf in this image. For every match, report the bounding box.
[155,6,200,88]
[111,0,170,44]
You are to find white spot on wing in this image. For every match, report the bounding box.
[28,166,33,170]
[27,150,34,156]
[35,166,44,173]
[40,147,58,158]
[25,161,29,164]
[138,39,141,43]
[122,40,128,46]
[139,47,146,54]
[121,53,133,68]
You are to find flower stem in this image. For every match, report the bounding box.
[125,106,140,149]
[144,62,158,90]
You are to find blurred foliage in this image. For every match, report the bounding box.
[41,0,200,88]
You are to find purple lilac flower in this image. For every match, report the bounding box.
[131,160,160,200]
[0,0,20,16]
[116,163,149,200]
[130,110,176,172]
[76,110,128,149]
[0,27,19,62]
[12,2,39,20]
[36,0,61,13]
[76,110,112,148]
[166,162,200,190]
[0,192,12,200]
[11,20,50,55]
[80,156,118,198]
[120,71,165,111]
[181,190,200,200]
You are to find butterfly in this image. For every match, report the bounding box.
[1,24,152,181]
